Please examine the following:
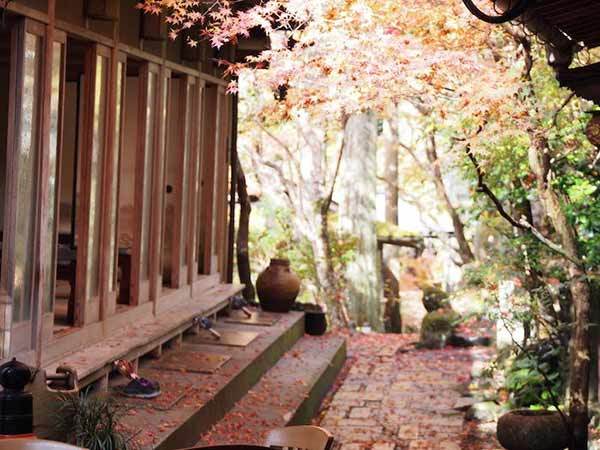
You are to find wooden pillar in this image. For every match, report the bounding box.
[98,21,120,322]
[226,92,238,284]
[149,66,170,310]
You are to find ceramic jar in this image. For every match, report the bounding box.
[256,258,300,313]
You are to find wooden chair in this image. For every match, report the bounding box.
[0,440,86,450]
[182,446,272,450]
[264,426,334,450]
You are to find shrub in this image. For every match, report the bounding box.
[56,389,132,450]
[505,340,566,408]
[420,310,460,349]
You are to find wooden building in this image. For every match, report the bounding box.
[0,0,247,388]
[462,0,600,103]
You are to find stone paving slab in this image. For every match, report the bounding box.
[316,333,501,450]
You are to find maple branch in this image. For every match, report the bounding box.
[255,120,301,173]
[551,92,575,128]
[399,141,429,175]
[322,115,348,215]
[466,146,525,230]
[465,146,583,265]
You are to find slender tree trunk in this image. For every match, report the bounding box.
[383,119,399,224]
[528,135,591,450]
[425,133,474,264]
[339,112,382,329]
[236,159,256,301]
[318,201,350,326]
[382,118,401,332]
[590,281,600,403]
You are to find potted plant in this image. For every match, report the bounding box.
[497,409,569,450]
[497,340,571,450]
[55,390,132,450]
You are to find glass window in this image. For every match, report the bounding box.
[192,85,203,272]
[139,71,156,281]
[43,41,64,313]
[210,95,225,271]
[180,82,192,268]
[13,32,43,322]
[85,54,108,300]
[107,60,124,293]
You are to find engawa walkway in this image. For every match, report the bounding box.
[316,333,500,450]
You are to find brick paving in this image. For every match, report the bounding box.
[316,333,501,450]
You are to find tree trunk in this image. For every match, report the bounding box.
[236,159,256,301]
[382,118,401,332]
[528,136,591,450]
[425,133,475,265]
[590,281,600,403]
[338,112,382,329]
[383,119,399,224]
[318,201,350,326]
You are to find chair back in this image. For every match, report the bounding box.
[264,426,334,450]
[0,440,86,450]
[180,446,271,450]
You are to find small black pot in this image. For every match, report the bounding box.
[305,311,327,336]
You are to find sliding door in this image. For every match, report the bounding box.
[188,80,204,283]
[150,67,170,300]
[131,62,159,305]
[74,44,110,325]
[198,85,220,275]
[39,29,67,342]
[102,52,126,317]
[1,19,45,355]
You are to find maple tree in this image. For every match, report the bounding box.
[138,0,516,116]
[141,1,598,448]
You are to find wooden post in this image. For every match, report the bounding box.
[226,92,238,284]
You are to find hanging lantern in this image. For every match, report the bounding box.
[585,111,600,147]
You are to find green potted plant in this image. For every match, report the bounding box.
[55,390,132,450]
[497,340,570,450]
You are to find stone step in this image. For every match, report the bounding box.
[118,310,306,450]
[195,333,347,447]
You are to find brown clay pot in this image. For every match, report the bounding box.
[497,409,569,450]
[256,259,300,313]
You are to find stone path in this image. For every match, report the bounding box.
[316,333,501,450]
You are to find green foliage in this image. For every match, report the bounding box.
[420,310,460,349]
[56,390,132,450]
[248,202,357,304]
[463,264,497,288]
[421,309,459,332]
[505,341,566,409]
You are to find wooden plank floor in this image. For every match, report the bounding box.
[44,283,243,385]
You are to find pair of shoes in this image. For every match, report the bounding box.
[113,359,161,399]
[119,377,161,399]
